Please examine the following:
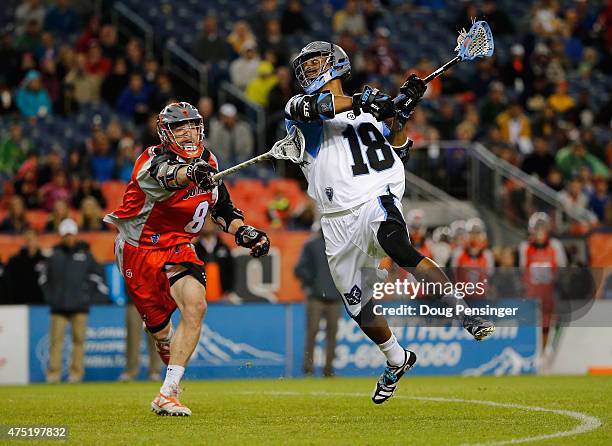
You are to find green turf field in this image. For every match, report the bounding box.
[1,375,610,445]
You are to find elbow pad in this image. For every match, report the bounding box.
[153,161,188,191]
[287,93,335,122]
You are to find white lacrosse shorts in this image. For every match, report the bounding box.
[320,195,405,318]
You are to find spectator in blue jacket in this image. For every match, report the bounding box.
[44,0,79,39]
[16,70,52,118]
[116,72,150,122]
[90,133,116,182]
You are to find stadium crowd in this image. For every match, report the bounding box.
[0,0,610,235]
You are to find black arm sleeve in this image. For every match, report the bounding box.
[211,182,244,232]
[285,93,335,123]
[148,149,189,191]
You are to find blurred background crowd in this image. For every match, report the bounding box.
[0,0,610,260]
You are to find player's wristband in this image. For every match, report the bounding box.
[351,93,362,116]
[315,92,335,120]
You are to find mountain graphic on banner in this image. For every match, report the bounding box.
[189,324,284,366]
[462,347,536,376]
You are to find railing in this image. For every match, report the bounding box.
[403,169,525,246]
[163,40,209,97]
[218,82,267,154]
[111,2,154,58]
[406,141,592,234]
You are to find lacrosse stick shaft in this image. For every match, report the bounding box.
[393,56,461,106]
[212,152,271,181]
[423,56,461,83]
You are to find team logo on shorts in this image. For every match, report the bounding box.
[151,233,160,244]
[344,285,362,305]
[325,187,334,202]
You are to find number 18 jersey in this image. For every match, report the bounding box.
[285,107,405,214]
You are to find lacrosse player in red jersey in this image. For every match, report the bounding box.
[519,212,567,345]
[104,102,270,416]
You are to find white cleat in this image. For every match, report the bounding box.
[151,387,192,416]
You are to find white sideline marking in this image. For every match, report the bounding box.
[235,390,602,445]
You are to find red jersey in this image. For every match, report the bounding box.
[451,248,494,298]
[519,238,567,299]
[104,145,221,249]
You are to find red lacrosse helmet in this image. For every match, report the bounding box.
[157,102,205,159]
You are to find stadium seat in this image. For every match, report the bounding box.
[101,181,128,213]
[232,179,267,202]
[26,210,49,231]
[267,179,302,198]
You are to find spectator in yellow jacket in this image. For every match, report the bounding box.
[245,61,277,107]
[548,81,575,114]
[496,101,532,154]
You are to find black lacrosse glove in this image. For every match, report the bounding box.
[396,74,427,121]
[185,160,218,192]
[235,225,270,258]
[352,86,396,121]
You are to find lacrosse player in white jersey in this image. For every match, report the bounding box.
[285,41,495,404]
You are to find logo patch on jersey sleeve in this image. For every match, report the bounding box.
[325,187,334,202]
[344,285,362,305]
[151,233,160,244]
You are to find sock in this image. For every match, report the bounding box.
[160,365,184,395]
[378,334,405,367]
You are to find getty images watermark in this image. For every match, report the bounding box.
[370,279,520,319]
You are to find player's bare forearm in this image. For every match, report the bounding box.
[333,95,354,114]
[227,219,245,235]
[388,116,410,147]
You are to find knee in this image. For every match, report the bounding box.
[182,292,207,324]
[377,222,425,268]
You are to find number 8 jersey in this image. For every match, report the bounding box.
[104,145,240,249]
[285,102,406,214]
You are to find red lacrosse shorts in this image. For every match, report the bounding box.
[116,238,206,332]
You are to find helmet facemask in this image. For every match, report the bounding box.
[293,51,334,92]
[158,118,204,159]
[292,41,351,94]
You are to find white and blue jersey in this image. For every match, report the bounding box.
[284,98,405,214]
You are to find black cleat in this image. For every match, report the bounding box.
[372,349,417,404]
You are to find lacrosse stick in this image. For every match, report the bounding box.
[212,125,305,181]
[394,20,494,108]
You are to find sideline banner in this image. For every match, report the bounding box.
[25,300,537,383]
[0,306,29,385]
[302,299,539,377]
[27,305,296,382]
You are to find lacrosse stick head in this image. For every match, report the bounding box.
[270,126,305,164]
[455,20,494,61]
